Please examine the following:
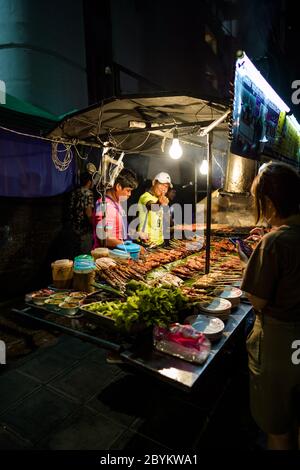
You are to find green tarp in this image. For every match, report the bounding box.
[0,93,76,134]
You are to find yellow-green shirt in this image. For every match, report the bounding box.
[138,191,164,246]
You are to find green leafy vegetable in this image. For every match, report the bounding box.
[83,284,188,331]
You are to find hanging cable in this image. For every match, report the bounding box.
[51,142,73,171]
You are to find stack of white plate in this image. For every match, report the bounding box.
[213,286,242,308]
[197,297,232,321]
[184,314,225,342]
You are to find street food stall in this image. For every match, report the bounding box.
[11,52,300,391]
[13,238,252,392]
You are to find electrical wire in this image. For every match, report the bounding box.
[212,152,225,178]
[113,132,152,153]
[0,123,92,171]
[74,144,88,160]
[51,142,73,171]
[0,123,73,146]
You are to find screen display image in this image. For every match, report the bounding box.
[231,52,300,168]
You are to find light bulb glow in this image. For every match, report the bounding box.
[169,138,183,159]
[199,160,208,175]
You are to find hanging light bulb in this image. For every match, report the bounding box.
[199,159,208,175]
[169,128,183,159]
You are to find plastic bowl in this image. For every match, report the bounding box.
[50,293,68,301]
[68,292,87,300]
[31,295,49,305]
[59,302,79,315]
[44,298,62,309]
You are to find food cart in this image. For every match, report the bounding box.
[13,51,300,391]
[10,90,254,391]
[12,236,252,392]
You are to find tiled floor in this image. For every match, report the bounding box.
[0,334,262,450]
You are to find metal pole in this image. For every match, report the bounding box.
[205,132,213,274]
[194,157,198,220]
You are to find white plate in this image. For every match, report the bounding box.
[198,297,232,313]
[214,286,242,307]
[215,286,242,299]
[184,314,225,336]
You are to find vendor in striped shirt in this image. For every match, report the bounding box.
[93,169,139,249]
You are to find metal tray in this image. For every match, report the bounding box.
[79,303,116,329]
[79,302,150,336]
[25,300,84,318]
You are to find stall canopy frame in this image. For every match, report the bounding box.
[48,93,230,272]
[47,93,229,155]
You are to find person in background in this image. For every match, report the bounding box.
[70,171,94,254]
[138,172,172,247]
[239,162,300,450]
[93,168,139,249]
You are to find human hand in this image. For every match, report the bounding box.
[250,227,265,236]
[245,227,265,242]
[158,195,169,206]
[236,240,249,267]
[138,231,149,241]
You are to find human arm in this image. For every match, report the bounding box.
[104,237,124,248]
[139,191,169,213]
[157,195,169,206]
[85,205,93,224]
[242,291,268,312]
[245,225,278,242]
[95,199,125,247]
[136,231,149,241]
[236,240,250,267]
[145,196,169,212]
[245,227,265,242]
[241,234,279,309]
[84,191,94,224]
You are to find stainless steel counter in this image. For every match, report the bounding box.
[12,301,252,392]
[120,303,253,391]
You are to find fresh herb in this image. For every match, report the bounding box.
[83,284,188,331]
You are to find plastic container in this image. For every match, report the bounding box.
[74,254,95,269]
[153,323,211,364]
[109,249,130,263]
[91,247,109,260]
[73,255,96,293]
[58,301,80,315]
[51,259,73,289]
[72,270,95,293]
[116,241,141,260]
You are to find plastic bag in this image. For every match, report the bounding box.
[153,323,211,364]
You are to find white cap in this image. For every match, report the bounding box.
[153,172,173,188]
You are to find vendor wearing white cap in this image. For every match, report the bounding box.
[138,172,172,246]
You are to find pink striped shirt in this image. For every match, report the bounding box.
[93,196,125,248]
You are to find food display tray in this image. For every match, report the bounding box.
[79,303,116,329]
[79,302,149,336]
[26,301,84,318]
